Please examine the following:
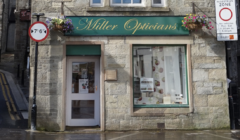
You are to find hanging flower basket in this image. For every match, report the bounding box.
[182,14,214,31]
[46,16,74,33]
[186,22,202,30]
[53,24,64,31]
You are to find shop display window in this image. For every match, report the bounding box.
[133,45,188,107]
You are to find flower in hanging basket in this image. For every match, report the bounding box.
[182,14,214,31]
[46,16,74,33]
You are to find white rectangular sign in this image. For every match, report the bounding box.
[215,0,238,41]
[140,78,154,92]
[217,33,238,41]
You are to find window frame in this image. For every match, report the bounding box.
[90,0,104,7]
[152,0,165,7]
[110,0,146,7]
[132,44,189,108]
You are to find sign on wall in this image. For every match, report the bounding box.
[215,0,238,41]
[65,16,189,36]
[29,21,49,42]
[140,78,154,92]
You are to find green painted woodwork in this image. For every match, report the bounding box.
[65,16,189,36]
[66,45,101,56]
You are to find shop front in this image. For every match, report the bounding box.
[62,16,192,130]
[31,15,230,131]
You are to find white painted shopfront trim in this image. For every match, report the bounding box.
[62,41,105,131]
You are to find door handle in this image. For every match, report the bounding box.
[95,86,97,91]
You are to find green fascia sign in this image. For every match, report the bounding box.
[65,16,189,36]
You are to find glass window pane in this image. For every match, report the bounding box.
[123,0,131,3]
[92,0,101,3]
[133,0,141,3]
[72,62,95,94]
[133,46,187,106]
[72,100,94,119]
[153,0,161,4]
[113,0,121,3]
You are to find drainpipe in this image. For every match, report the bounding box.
[5,0,10,52]
[0,0,4,62]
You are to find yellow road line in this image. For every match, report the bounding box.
[5,85,17,112]
[0,75,15,120]
[1,73,7,85]
[5,85,20,120]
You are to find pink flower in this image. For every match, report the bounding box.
[193,16,196,19]
[209,21,211,24]
[189,17,191,19]
[212,27,214,29]
[202,24,205,26]
[184,22,186,24]
[203,15,206,17]
[187,19,189,21]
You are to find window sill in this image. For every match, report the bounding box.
[87,7,170,12]
[131,108,192,117]
[134,104,189,108]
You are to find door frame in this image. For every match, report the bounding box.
[62,41,105,131]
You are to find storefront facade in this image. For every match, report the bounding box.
[29,0,230,131]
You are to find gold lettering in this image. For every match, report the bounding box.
[95,23,101,30]
[157,25,164,30]
[149,25,155,30]
[106,25,112,30]
[139,23,146,30]
[145,23,150,30]
[99,21,106,30]
[165,25,169,30]
[102,21,109,30]
[171,23,177,30]
[124,19,138,31]
[132,23,142,34]
[153,23,158,30]
[112,25,118,30]
[77,18,92,30]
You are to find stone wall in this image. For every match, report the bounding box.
[29,0,230,131]
[14,0,30,79]
[1,0,9,54]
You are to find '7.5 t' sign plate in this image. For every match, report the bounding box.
[29,21,49,42]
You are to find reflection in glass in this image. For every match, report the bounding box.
[133,0,141,3]
[133,46,187,105]
[72,100,94,119]
[123,0,131,3]
[93,0,101,3]
[153,0,161,3]
[72,62,95,94]
[113,0,121,3]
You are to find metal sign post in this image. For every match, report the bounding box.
[29,13,48,130]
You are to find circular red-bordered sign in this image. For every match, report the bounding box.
[219,8,233,21]
[29,21,49,42]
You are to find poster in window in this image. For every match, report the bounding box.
[79,79,88,94]
[81,69,88,79]
[140,78,154,92]
[72,64,79,73]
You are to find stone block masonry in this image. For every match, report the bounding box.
[29,0,230,131]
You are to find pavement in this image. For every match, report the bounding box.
[0,129,240,140]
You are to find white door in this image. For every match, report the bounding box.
[66,56,100,126]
